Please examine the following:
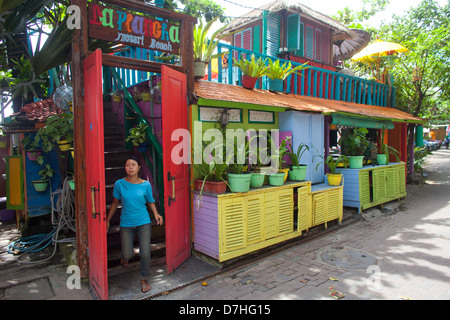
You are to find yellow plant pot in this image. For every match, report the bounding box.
[58,140,72,152]
[327,173,342,186]
[279,168,289,182]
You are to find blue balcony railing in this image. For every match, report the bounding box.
[206,43,395,108]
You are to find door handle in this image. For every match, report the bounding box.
[91,184,100,219]
[168,172,175,206]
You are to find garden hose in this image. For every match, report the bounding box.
[7,177,77,264]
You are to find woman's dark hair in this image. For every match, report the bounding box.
[126,156,141,166]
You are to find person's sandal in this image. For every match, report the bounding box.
[120,258,128,267]
[141,280,151,293]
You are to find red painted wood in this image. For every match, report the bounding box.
[84,49,108,300]
[161,65,191,274]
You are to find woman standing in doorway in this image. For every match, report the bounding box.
[107,156,163,293]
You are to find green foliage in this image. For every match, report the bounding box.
[287,141,310,167]
[35,113,73,152]
[193,17,230,63]
[413,146,431,173]
[265,58,309,81]
[233,55,268,78]
[315,155,348,174]
[338,128,370,156]
[125,123,149,147]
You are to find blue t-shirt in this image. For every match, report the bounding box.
[113,178,155,227]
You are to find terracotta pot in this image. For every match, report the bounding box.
[241,75,258,89]
[194,179,227,194]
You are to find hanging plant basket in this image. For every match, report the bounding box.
[32,179,49,192]
[26,149,42,161]
[57,140,72,152]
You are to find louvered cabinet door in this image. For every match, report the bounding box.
[278,189,294,235]
[312,193,326,226]
[263,192,278,240]
[373,170,386,203]
[398,165,406,194]
[246,194,264,246]
[326,188,342,221]
[359,171,371,207]
[220,198,246,254]
[297,186,311,233]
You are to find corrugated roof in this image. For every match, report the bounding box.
[193,81,425,123]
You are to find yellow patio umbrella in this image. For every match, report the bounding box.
[351,40,408,62]
[351,40,408,83]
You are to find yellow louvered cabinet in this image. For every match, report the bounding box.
[220,198,246,254]
[311,184,343,229]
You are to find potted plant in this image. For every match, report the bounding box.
[125,123,149,151]
[193,141,227,194]
[193,17,230,79]
[316,155,348,186]
[21,135,42,161]
[226,139,253,192]
[35,113,73,152]
[32,155,54,192]
[265,58,309,92]
[268,135,291,186]
[377,130,400,165]
[338,127,370,169]
[287,141,310,181]
[109,90,123,103]
[233,55,268,89]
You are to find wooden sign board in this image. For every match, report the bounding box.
[88,3,180,55]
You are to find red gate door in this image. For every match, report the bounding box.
[84,49,108,299]
[161,65,191,274]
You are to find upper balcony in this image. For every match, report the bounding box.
[201,42,395,108]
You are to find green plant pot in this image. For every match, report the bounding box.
[68,179,75,191]
[250,173,264,188]
[228,173,252,192]
[348,156,364,169]
[268,173,285,186]
[289,165,307,181]
[377,154,387,165]
[267,78,283,92]
[32,179,49,192]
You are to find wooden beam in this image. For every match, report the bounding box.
[100,53,184,73]
[71,0,89,279]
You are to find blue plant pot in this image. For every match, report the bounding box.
[267,79,284,92]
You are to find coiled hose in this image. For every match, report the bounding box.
[7,177,77,264]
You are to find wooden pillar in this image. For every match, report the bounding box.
[71,0,89,278]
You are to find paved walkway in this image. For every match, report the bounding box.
[155,148,450,300]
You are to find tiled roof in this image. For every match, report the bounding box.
[193,81,425,123]
[16,98,63,122]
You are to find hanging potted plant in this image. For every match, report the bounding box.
[338,128,370,169]
[193,17,231,79]
[109,90,123,103]
[316,155,348,186]
[32,156,54,192]
[21,135,42,161]
[233,55,268,89]
[125,123,150,151]
[287,140,310,181]
[35,113,73,152]
[265,58,309,92]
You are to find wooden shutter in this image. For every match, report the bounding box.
[299,23,304,56]
[315,29,322,62]
[266,14,280,57]
[305,25,314,59]
[243,28,252,51]
[278,189,293,235]
[221,198,246,253]
[297,186,310,232]
[253,25,261,53]
[322,30,330,64]
[287,14,300,52]
[246,194,264,245]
